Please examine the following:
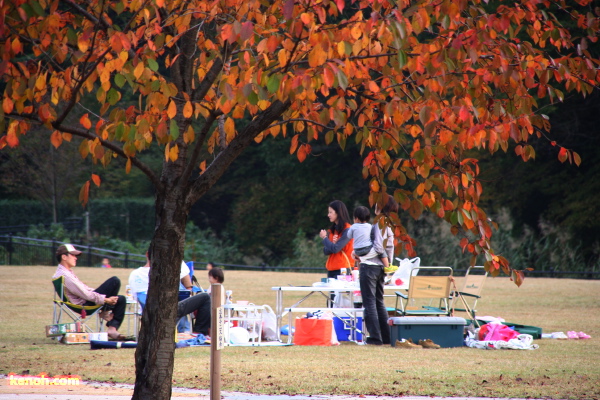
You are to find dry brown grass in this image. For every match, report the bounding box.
[1,265,599,399]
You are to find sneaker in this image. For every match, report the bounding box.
[395,339,422,349]
[550,332,568,340]
[418,339,441,349]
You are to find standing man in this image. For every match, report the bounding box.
[53,244,126,340]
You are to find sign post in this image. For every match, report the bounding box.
[210,283,224,400]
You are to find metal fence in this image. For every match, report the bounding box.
[0,234,598,278]
[0,235,145,269]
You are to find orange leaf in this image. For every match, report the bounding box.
[169,144,179,162]
[368,80,380,93]
[183,101,193,118]
[80,114,92,129]
[167,100,177,119]
[323,67,335,88]
[297,143,311,162]
[2,97,14,114]
[370,179,380,192]
[290,134,299,154]
[79,181,90,207]
[126,158,132,174]
[91,174,101,187]
[50,130,63,148]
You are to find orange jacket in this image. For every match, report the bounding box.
[323,223,354,272]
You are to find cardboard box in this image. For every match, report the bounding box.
[389,317,467,348]
[45,322,82,337]
[62,332,90,344]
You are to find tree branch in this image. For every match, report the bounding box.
[186,99,291,206]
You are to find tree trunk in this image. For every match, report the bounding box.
[132,183,189,400]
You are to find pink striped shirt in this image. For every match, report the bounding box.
[52,264,106,305]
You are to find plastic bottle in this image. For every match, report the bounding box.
[352,266,359,282]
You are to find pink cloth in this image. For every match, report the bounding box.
[479,323,520,341]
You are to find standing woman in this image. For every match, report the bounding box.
[319,200,354,280]
[359,194,399,345]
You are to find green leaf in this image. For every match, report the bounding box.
[336,70,348,90]
[147,58,159,72]
[20,4,34,18]
[114,74,126,88]
[30,1,46,16]
[248,91,258,105]
[397,50,407,69]
[414,149,425,163]
[169,119,180,140]
[107,88,121,105]
[115,123,124,140]
[267,74,281,93]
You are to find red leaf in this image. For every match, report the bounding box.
[91,174,101,187]
[558,147,568,163]
[79,181,90,207]
[335,0,345,12]
[283,0,294,20]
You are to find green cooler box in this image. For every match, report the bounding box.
[389,317,467,348]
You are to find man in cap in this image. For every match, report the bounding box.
[53,244,126,340]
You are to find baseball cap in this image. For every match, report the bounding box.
[56,244,82,256]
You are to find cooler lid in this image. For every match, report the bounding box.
[389,316,467,325]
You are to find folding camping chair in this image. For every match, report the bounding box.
[449,265,487,320]
[52,276,103,333]
[394,266,454,316]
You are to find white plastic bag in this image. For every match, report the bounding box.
[332,292,353,308]
[261,305,279,341]
[390,257,420,289]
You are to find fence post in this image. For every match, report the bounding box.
[87,244,92,267]
[8,234,13,265]
[124,250,129,269]
[51,238,57,266]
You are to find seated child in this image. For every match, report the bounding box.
[347,206,390,268]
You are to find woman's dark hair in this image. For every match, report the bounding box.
[329,200,352,234]
[208,267,225,283]
[379,194,399,216]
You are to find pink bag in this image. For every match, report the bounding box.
[479,323,520,341]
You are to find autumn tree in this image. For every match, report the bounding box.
[1,0,598,398]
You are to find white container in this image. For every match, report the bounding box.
[89,332,108,341]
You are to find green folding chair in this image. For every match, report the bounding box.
[52,277,103,333]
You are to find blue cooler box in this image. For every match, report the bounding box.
[333,316,363,342]
[389,317,466,348]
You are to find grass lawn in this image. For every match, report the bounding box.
[0,265,599,399]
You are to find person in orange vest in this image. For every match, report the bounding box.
[319,200,354,281]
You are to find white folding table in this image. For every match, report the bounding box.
[271,284,405,342]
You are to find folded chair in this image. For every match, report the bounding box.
[449,265,487,320]
[52,277,103,333]
[394,267,453,316]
